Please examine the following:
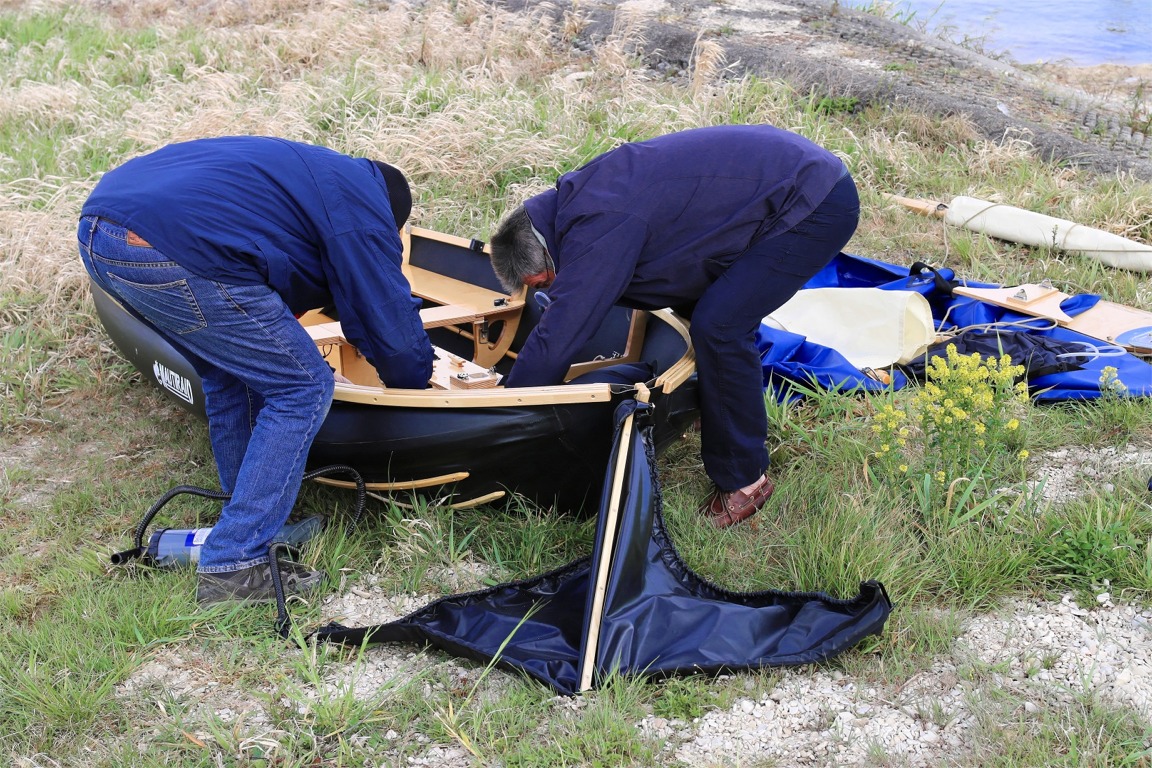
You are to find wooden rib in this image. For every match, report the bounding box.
[653,347,696,393]
[650,309,695,393]
[564,311,649,381]
[367,489,505,510]
[313,470,470,491]
[439,490,506,509]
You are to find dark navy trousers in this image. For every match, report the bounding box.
[689,171,860,490]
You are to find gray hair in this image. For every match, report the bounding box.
[489,205,547,292]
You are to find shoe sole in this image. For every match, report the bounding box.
[196,575,326,607]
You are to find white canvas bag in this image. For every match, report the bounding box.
[763,287,936,369]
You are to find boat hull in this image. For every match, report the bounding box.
[90,280,699,513]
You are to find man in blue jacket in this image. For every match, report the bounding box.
[79,136,434,604]
[489,125,859,528]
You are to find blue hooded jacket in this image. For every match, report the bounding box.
[509,125,845,387]
[81,136,432,388]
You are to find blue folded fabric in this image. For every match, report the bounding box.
[1059,293,1102,317]
[758,252,1151,401]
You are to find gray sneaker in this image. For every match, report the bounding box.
[197,560,326,606]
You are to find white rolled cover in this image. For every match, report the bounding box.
[945,196,1152,272]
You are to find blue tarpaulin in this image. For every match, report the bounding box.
[758,253,1152,402]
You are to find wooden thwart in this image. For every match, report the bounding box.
[304,321,347,346]
[303,306,482,337]
[431,351,498,390]
[953,283,1074,324]
[418,304,481,328]
[405,265,516,314]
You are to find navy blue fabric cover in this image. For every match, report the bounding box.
[758,253,1152,402]
[315,400,892,694]
[902,329,1087,381]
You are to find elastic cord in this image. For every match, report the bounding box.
[1054,342,1129,360]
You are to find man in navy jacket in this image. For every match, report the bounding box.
[489,125,859,528]
[79,136,433,603]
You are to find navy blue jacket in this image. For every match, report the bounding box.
[507,125,846,387]
[81,136,432,388]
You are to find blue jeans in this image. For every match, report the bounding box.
[690,171,860,490]
[78,216,334,573]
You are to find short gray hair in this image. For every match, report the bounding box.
[489,205,547,292]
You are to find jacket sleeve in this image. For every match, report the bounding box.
[505,213,648,388]
[322,228,434,389]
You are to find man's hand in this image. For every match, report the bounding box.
[334,372,352,384]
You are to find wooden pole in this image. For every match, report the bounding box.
[883,193,948,219]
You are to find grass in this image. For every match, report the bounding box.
[2,0,1151,765]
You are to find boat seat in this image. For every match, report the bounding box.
[304,320,497,390]
[563,311,649,382]
[402,227,526,369]
[304,306,479,337]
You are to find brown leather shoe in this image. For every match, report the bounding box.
[699,474,774,529]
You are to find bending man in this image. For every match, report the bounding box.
[79,136,433,604]
[489,124,859,528]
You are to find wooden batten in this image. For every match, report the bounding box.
[955,283,1152,354]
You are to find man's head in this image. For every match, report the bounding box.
[371,161,413,229]
[489,205,554,292]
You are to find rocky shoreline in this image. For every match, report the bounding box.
[501,0,1152,181]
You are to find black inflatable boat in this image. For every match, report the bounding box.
[90,226,700,512]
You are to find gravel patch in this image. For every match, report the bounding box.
[667,594,1152,766]
[116,570,1152,765]
[1028,444,1152,503]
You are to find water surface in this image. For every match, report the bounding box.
[860,0,1152,66]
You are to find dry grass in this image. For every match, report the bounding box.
[0,0,725,330]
